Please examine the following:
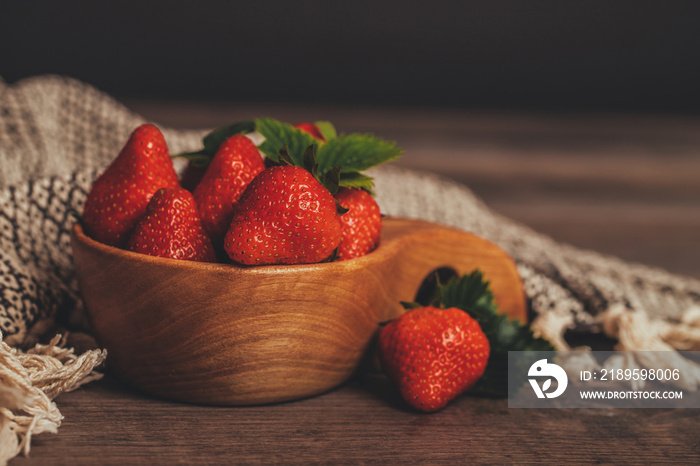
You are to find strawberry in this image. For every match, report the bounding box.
[293,122,326,141]
[127,187,216,262]
[83,124,179,247]
[378,306,490,412]
[192,135,265,246]
[334,187,382,261]
[174,121,258,192]
[224,164,342,265]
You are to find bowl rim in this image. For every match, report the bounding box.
[71,222,388,276]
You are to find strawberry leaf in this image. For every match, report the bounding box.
[438,270,555,397]
[315,121,337,141]
[277,145,295,167]
[338,172,375,192]
[302,145,318,174]
[439,270,498,317]
[316,133,403,175]
[256,117,319,166]
[322,166,341,195]
[202,121,255,153]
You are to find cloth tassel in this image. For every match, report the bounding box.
[0,332,106,465]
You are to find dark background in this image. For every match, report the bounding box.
[2,0,699,113]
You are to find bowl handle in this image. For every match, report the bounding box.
[379,218,527,323]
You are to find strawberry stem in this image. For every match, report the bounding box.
[172,151,212,167]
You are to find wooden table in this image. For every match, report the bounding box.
[14,104,700,464]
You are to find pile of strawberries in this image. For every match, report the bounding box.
[82,120,387,265]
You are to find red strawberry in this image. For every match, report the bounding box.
[378,306,490,412]
[334,188,382,261]
[127,187,216,262]
[224,165,342,265]
[294,122,326,141]
[192,135,265,246]
[83,124,179,247]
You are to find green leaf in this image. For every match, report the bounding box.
[338,172,375,192]
[438,270,555,397]
[314,121,337,141]
[302,145,317,174]
[256,117,318,166]
[439,270,498,317]
[277,145,294,167]
[316,133,403,175]
[323,166,341,195]
[202,121,255,153]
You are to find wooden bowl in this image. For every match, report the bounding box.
[72,218,526,405]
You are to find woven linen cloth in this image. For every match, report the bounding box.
[2,75,700,459]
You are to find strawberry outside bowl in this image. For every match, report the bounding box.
[71,217,526,405]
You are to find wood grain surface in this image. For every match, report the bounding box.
[14,104,700,464]
[14,374,700,464]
